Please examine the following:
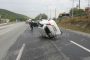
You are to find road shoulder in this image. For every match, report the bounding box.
[61,27,90,37]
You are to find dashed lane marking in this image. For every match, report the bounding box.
[70,41,90,53]
[16,43,25,60]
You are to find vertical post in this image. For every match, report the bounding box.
[39,14,42,20]
[88,0,90,7]
[88,0,90,16]
[55,8,56,20]
[0,15,1,23]
[72,0,74,18]
[50,9,51,19]
[79,0,80,9]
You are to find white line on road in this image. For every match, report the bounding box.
[16,43,25,60]
[70,41,90,53]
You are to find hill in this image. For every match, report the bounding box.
[0,9,29,22]
[58,16,90,33]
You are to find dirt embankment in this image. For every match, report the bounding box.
[59,16,90,33]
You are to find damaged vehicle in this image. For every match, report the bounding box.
[38,19,62,38]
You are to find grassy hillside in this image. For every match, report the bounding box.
[58,16,90,33]
[0,9,29,22]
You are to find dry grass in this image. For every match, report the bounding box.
[58,16,90,33]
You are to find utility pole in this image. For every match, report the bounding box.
[79,0,80,9]
[0,15,1,23]
[88,0,90,16]
[55,8,56,20]
[72,0,74,18]
[50,9,51,19]
[39,14,42,20]
[88,0,90,7]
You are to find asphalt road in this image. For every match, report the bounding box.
[1,24,90,60]
[0,22,27,60]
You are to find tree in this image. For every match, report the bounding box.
[35,13,48,20]
[70,8,86,17]
[52,17,57,20]
[0,9,29,22]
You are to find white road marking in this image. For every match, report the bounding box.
[16,43,25,60]
[70,41,90,53]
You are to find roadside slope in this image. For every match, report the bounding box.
[58,16,90,34]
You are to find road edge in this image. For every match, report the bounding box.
[61,27,90,37]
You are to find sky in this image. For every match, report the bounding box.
[0,0,89,18]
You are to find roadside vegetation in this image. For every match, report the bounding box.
[58,7,90,33]
[0,9,29,23]
[35,13,48,20]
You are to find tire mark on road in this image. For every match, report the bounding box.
[49,40,69,60]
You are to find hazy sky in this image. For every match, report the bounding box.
[0,0,88,18]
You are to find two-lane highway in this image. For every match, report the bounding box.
[2,24,90,60]
[0,22,28,60]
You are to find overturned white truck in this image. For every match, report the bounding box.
[38,19,62,38]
